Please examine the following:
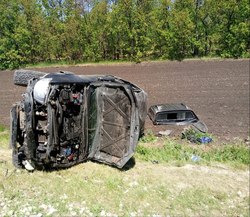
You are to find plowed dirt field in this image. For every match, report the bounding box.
[0,59,249,140]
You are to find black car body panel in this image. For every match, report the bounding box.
[10,71,147,170]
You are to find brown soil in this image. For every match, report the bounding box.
[0,59,249,140]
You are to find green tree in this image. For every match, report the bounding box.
[149,0,172,58]
[0,0,249,69]
[63,0,86,62]
[0,0,28,69]
[168,0,195,59]
[204,0,250,57]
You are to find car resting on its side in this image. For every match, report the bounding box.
[10,70,147,170]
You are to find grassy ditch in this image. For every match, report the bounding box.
[136,137,249,169]
[0,128,249,216]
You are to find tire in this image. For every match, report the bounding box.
[12,150,22,168]
[14,69,47,86]
[10,104,18,150]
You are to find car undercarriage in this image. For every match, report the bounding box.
[10,71,147,170]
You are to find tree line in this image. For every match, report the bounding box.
[0,0,249,69]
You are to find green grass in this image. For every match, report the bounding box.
[0,128,249,216]
[0,124,5,132]
[137,132,249,168]
[0,158,248,216]
[136,138,249,168]
[0,125,9,149]
[140,130,158,143]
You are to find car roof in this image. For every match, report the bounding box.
[149,103,189,114]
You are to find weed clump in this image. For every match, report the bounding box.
[181,128,213,144]
[0,124,5,132]
[140,130,158,143]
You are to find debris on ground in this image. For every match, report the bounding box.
[191,155,201,162]
[182,128,213,144]
[151,160,159,164]
[158,130,172,137]
[244,137,250,145]
[197,136,213,144]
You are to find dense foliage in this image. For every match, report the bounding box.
[0,0,249,69]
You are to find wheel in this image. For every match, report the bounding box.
[14,69,47,86]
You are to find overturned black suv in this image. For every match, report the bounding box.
[10,70,147,170]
